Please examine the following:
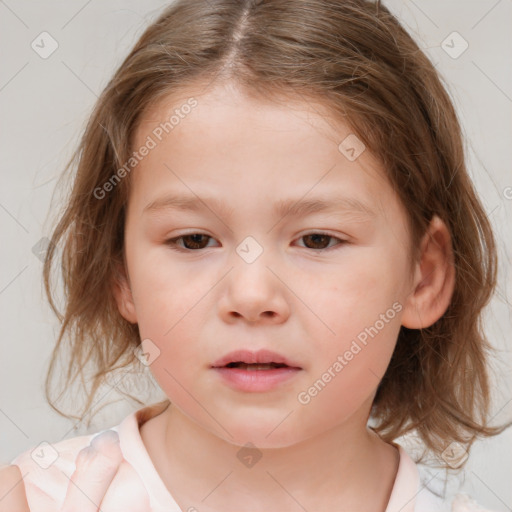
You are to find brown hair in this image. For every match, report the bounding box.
[43,0,509,466]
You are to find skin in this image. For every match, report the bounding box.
[0,465,29,512]
[45,76,453,512]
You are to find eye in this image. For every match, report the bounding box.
[165,232,346,252]
[296,232,346,250]
[165,233,217,251]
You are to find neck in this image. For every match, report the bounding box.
[144,402,399,512]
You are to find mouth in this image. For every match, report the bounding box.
[211,349,302,370]
[223,362,290,370]
[210,349,302,392]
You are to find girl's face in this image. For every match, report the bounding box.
[117,82,416,448]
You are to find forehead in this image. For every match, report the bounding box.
[129,82,396,220]
[134,82,344,149]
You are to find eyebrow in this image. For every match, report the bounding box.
[142,193,376,220]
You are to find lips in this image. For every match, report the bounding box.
[211,349,302,392]
[211,349,302,369]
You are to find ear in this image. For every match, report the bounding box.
[401,215,455,329]
[112,259,138,324]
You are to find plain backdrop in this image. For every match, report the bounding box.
[1,0,511,509]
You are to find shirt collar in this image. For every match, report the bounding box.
[385,443,421,512]
[119,402,421,512]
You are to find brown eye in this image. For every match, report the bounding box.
[166,234,214,250]
[299,233,344,250]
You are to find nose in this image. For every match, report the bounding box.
[218,257,290,324]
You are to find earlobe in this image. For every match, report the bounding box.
[112,261,138,324]
[401,215,455,329]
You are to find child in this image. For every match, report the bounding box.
[1,0,509,510]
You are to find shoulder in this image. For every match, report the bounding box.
[416,487,500,512]
[7,401,170,512]
[9,427,119,511]
[0,465,30,511]
[414,461,498,512]
[393,444,499,512]
[449,494,500,512]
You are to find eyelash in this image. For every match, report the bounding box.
[164,232,347,252]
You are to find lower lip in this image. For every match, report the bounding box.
[212,366,301,392]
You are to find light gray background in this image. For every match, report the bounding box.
[1,0,511,510]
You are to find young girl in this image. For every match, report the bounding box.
[1,0,509,510]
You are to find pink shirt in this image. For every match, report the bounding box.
[10,401,491,512]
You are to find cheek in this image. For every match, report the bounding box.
[320,248,404,330]
[300,249,404,404]
[127,250,211,384]
[298,315,401,424]
[127,245,205,328]
[126,246,209,394]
